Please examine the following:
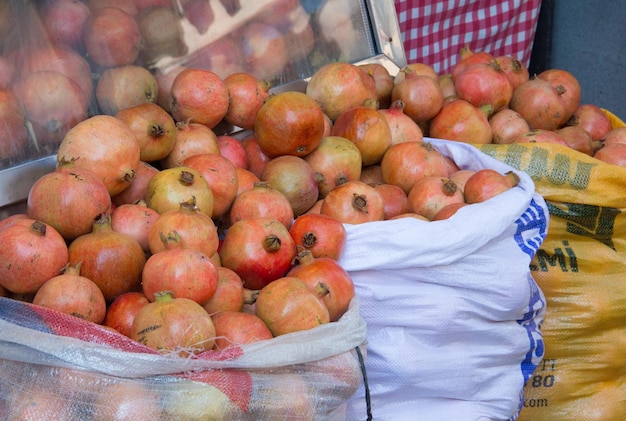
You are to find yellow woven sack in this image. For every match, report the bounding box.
[478,113,626,420]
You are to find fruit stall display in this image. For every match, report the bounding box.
[1,1,625,420]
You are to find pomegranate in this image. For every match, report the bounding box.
[182,0,214,34]
[235,167,261,196]
[217,135,248,169]
[83,6,141,67]
[359,164,384,185]
[223,72,271,130]
[91,382,162,421]
[202,266,245,314]
[229,182,294,229]
[115,102,176,163]
[331,99,392,165]
[111,161,159,206]
[287,250,355,322]
[103,291,150,337]
[254,91,325,158]
[449,169,477,193]
[320,180,385,224]
[13,70,87,146]
[142,232,219,304]
[255,276,330,336]
[184,153,239,218]
[33,262,107,324]
[513,129,569,147]
[463,169,520,204]
[37,0,90,48]
[261,155,319,217]
[220,217,297,290]
[432,202,469,220]
[170,68,229,129]
[489,108,531,144]
[147,197,219,257]
[380,141,449,194]
[567,104,613,142]
[135,6,187,64]
[211,311,273,350]
[391,71,445,123]
[86,0,138,15]
[27,158,112,241]
[131,291,215,356]
[429,99,493,144]
[438,73,457,100]
[96,65,158,116]
[242,135,270,178]
[154,65,185,113]
[57,114,141,196]
[603,127,626,146]
[305,61,377,121]
[594,143,626,167]
[374,183,410,220]
[510,76,569,130]
[495,55,530,89]
[394,63,439,83]
[407,176,465,220]
[236,22,288,80]
[0,219,69,294]
[359,62,394,108]
[68,214,146,302]
[304,135,362,198]
[162,121,220,169]
[379,99,424,145]
[184,36,245,79]
[555,125,594,155]
[145,166,214,217]
[16,45,94,108]
[111,200,159,253]
[289,213,347,261]
[537,68,581,118]
[451,45,494,81]
[453,60,513,112]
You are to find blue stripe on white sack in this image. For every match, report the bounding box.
[342,138,548,421]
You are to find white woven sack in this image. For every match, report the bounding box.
[343,138,548,421]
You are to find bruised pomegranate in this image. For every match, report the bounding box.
[33,262,107,324]
[254,91,325,158]
[131,291,216,356]
[305,61,377,121]
[27,158,112,241]
[255,276,330,336]
[68,214,146,302]
[57,114,141,196]
[0,219,69,295]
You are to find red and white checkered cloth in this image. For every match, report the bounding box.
[394,0,542,74]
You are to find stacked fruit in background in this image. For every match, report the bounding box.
[0,0,369,168]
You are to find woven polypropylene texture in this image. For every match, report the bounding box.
[394,0,542,74]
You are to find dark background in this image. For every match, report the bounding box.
[530,0,626,120]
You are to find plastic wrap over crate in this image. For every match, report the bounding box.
[343,138,548,421]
